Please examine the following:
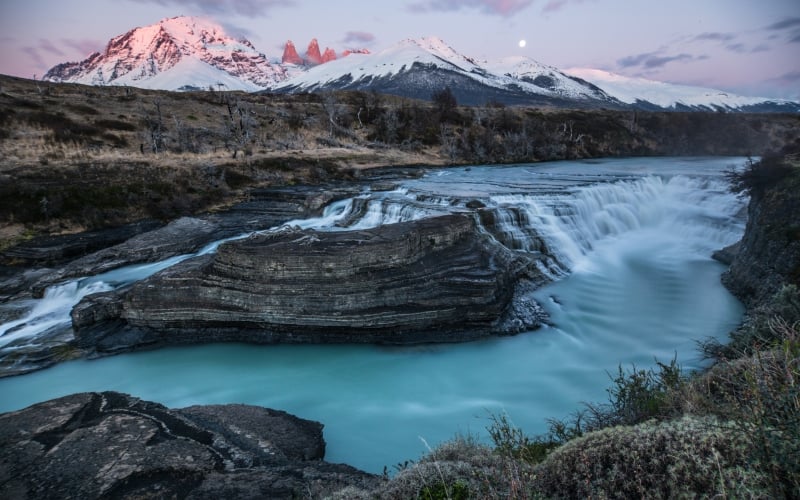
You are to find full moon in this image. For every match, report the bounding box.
[518,39,526,48]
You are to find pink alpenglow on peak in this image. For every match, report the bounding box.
[342,48,371,57]
[321,47,337,63]
[42,15,286,91]
[282,40,303,65]
[306,39,323,65]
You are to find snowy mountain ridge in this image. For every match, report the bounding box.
[44,16,286,91]
[42,16,799,112]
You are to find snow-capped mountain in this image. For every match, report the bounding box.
[272,37,619,107]
[41,16,798,112]
[43,16,286,91]
[566,68,800,113]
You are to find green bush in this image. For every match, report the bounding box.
[533,416,770,498]
[695,317,800,498]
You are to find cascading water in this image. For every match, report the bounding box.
[0,198,360,351]
[0,157,749,475]
[487,175,744,273]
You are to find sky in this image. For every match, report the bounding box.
[1,0,798,100]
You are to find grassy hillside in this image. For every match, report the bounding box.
[1,74,799,250]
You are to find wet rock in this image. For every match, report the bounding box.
[0,220,162,267]
[0,392,380,499]
[28,186,359,297]
[73,214,543,353]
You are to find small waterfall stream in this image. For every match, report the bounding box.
[0,157,749,474]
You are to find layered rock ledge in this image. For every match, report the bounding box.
[0,392,379,499]
[73,213,544,354]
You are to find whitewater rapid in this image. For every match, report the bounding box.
[0,157,748,473]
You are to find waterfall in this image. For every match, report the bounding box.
[486,175,745,273]
[0,165,747,357]
[0,158,752,474]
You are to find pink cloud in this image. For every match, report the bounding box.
[61,38,103,57]
[37,39,65,57]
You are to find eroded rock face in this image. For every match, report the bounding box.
[73,214,543,353]
[0,392,378,499]
[721,171,800,307]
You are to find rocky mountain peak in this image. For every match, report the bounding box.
[321,47,337,63]
[306,38,323,65]
[282,40,303,65]
[43,15,286,91]
[342,48,371,57]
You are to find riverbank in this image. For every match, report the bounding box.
[1,155,782,497]
[349,145,800,498]
[2,73,798,252]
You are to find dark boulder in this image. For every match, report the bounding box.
[0,392,380,499]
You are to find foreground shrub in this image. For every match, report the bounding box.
[328,435,538,499]
[533,415,770,498]
[691,316,800,497]
[725,153,796,196]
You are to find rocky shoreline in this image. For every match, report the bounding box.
[0,391,382,499]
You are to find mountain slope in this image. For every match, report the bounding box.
[39,17,798,112]
[271,37,620,108]
[566,68,800,112]
[44,16,286,91]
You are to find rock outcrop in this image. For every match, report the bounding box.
[27,186,352,297]
[720,156,800,307]
[306,39,323,65]
[281,40,303,65]
[322,47,338,63]
[0,392,379,499]
[72,214,543,354]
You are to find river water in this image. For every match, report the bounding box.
[0,157,747,473]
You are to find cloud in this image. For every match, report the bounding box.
[768,70,800,85]
[129,0,296,17]
[766,17,800,31]
[37,39,65,57]
[618,51,702,70]
[751,44,771,53]
[342,31,376,45]
[21,47,46,72]
[407,0,534,17]
[61,38,103,57]
[790,32,800,44]
[725,43,746,53]
[693,32,736,42]
[541,0,593,14]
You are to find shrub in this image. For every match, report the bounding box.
[94,118,137,131]
[725,153,795,196]
[487,412,565,465]
[533,416,770,498]
[582,357,684,430]
[693,317,800,498]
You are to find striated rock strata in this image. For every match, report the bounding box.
[0,392,379,499]
[73,214,544,354]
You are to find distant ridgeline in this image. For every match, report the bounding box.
[40,16,800,112]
